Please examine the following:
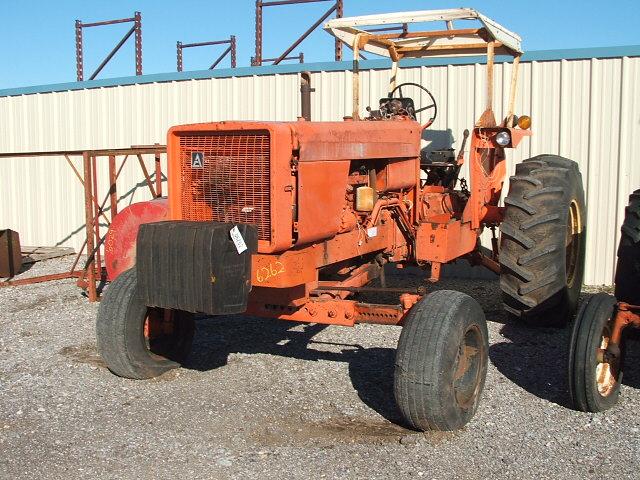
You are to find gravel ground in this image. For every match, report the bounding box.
[1,257,639,479]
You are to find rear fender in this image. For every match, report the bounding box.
[104,198,169,281]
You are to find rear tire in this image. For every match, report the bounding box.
[568,293,622,412]
[615,190,640,304]
[500,155,586,327]
[394,290,488,431]
[96,268,195,379]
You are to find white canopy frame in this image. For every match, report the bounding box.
[325,9,523,127]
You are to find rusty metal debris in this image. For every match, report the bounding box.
[0,230,22,278]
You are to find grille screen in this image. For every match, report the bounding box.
[178,131,271,241]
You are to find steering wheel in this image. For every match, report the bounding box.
[388,82,438,129]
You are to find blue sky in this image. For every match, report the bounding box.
[1,0,639,89]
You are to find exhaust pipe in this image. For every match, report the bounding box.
[300,71,314,121]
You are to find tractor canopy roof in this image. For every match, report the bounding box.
[324,8,523,60]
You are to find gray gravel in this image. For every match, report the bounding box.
[1,257,639,479]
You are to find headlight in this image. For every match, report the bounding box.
[495,131,511,146]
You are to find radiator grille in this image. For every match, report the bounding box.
[178,131,271,241]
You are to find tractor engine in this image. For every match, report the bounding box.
[166,119,423,256]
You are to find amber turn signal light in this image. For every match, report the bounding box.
[517,115,532,129]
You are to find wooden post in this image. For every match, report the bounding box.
[505,54,521,127]
[486,41,495,112]
[352,34,362,120]
[389,60,399,95]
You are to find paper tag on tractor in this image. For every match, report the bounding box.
[230,225,248,254]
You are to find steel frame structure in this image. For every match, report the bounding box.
[75,12,142,81]
[253,0,342,66]
[177,36,237,72]
[261,52,305,64]
[0,146,166,302]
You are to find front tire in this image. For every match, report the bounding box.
[96,268,195,379]
[394,290,489,431]
[568,293,622,412]
[500,155,586,327]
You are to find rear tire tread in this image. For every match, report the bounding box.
[499,154,586,327]
[615,189,640,304]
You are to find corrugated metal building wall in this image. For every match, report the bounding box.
[1,46,638,285]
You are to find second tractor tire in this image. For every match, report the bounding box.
[394,290,489,431]
[500,154,586,327]
[568,293,622,412]
[615,189,640,305]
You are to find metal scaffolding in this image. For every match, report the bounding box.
[252,0,343,66]
[75,12,142,81]
[177,36,237,71]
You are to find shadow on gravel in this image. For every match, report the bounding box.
[186,315,405,426]
[489,320,573,408]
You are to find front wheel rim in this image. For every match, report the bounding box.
[453,325,484,408]
[595,323,620,397]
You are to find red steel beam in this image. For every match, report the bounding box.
[89,25,136,80]
[154,150,162,198]
[83,152,97,302]
[262,52,304,64]
[75,20,83,81]
[81,17,136,28]
[210,46,233,70]
[108,155,118,217]
[177,36,237,72]
[260,0,331,5]
[335,0,343,63]
[0,146,165,158]
[0,271,82,288]
[91,156,102,275]
[272,4,336,65]
[181,39,233,48]
[134,12,142,76]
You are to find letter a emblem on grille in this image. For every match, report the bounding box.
[191,152,204,168]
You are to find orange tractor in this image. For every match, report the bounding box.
[98,9,587,431]
[569,189,640,412]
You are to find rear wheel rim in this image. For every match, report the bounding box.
[566,200,581,288]
[453,325,484,408]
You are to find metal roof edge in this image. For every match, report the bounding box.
[1,45,638,98]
